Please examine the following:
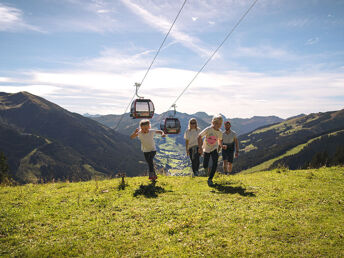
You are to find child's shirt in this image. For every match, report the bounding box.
[184,128,201,149]
[222,130,237,145]
[199,126,223,153]
[138,130,157,152]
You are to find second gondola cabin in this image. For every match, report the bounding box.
[130,99,155,119]
[160,117,181,134]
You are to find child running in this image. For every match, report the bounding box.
[184,118,201,176]
[222,120,239,174]
[130,119,166,181]
[198,115,223,186]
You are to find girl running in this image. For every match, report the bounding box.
[130,119,165,181]
[198,115,223,186]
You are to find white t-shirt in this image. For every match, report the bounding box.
[222,130,237,144]
[184,128,201,149]
[199,126,223,153]
[138,130,157,152]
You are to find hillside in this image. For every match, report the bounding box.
[0,92,146,183]
[91,112,283,171]
[236,109,344,173]
[1,167,343,256]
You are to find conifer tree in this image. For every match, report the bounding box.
[0,152,11,184]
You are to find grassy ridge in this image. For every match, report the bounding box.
[1,167,344,257]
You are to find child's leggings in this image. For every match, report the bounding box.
[203,149,219,180]
[144,151,156,173]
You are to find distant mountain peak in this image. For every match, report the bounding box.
[0,91,61,112]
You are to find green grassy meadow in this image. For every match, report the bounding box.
[1,167,344,257]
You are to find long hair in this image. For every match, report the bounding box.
[188,118,200,131]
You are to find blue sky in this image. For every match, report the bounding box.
[0,0,343,118]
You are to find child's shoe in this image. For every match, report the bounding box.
[207,178,214,187]
[149,173,157,181]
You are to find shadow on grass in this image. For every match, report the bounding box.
[133,181,172,198]
[211,182,256,197]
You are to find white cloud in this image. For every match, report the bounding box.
[2,65,343,119]
[285,18,310,28]
[0,85,59,95]
[0,3,42,32]
[233,45,297,60]
[0,77,12,82]
[120,0,212,57]
[192,17,198,21]
[305,37,319,45]
[82,48,159,72]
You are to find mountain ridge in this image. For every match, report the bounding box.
[0,91,146,183]
[236,109,344,173]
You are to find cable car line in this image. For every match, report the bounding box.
[139,0,188,88]
[165,0,259,114]
[114,0,188,130]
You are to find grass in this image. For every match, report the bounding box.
[1,167,344,257]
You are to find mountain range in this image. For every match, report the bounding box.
[236,109,344,173]
[90,111,284,172]
[0,92,146,183]
[1,91,343,184]
[91,108,344,174]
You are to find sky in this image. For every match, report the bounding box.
[0,0,343,119]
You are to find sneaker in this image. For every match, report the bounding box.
[207,179,214,187]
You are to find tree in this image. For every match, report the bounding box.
[309,151,329,169]
[0,152,11,185]
[332,146,344,166]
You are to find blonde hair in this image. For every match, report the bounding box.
[188,118,200,131]
[212,114,223,125]
[139,119,150,127]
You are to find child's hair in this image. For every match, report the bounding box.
[212,114,223,125]
[139,119,150,127]
[188,118,200,131]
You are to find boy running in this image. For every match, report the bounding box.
[198,115,223,186]
[130,119,166,181]
[222,121,239,174]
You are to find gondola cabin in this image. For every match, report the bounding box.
[130,99,155,119]
[160,117,181,134]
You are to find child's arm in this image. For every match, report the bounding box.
[198,135,203,155]
[218,139,223,152]
[197,128,207,155]
[155,130,166,137]
[130,128,140,139]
